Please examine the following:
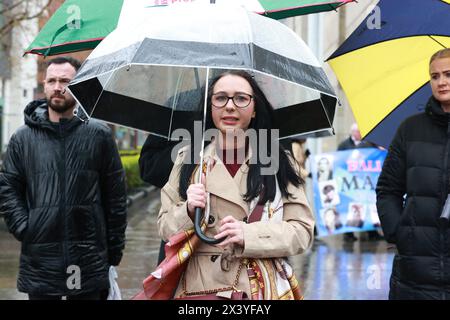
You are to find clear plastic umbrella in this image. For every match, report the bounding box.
[68,3,337,243]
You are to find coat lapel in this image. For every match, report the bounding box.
[202,142,251,216]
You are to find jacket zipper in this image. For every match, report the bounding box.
[60,123,69,284]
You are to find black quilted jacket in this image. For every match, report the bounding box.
[0,100,127,295]
[377,96,450,300]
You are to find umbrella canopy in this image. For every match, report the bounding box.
[68,4,337,141]
[25,0,355,56]
[327,0,450,148]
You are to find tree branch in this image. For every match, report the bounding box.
[0,0,27,16]
[0,0,53,39]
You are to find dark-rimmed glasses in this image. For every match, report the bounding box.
[211,93,253,108]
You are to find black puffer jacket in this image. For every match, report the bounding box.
[0,100,127,296]
[376,96,450,300]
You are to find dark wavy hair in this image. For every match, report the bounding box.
[179,70,304,204]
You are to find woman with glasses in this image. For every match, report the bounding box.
[156,70,314,300]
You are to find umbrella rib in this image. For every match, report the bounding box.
[90,71,116,118]
[197,67,210,184]
[67,90,91,124]
[318,95,335,135]
[194,69,201,92]
[429,35,448,49]
[167,71,185,141]
[243,9,255,72]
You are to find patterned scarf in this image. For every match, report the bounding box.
[245,180,303,300]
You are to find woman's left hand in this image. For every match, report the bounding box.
[214,215,245,248]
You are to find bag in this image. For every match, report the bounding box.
[107,266,122,300]
[174,259,248,300]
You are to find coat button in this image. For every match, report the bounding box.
[208,216,215,224]
[243,217,248,223]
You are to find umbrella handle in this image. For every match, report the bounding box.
[194,207,225,244]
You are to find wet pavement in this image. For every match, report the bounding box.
[0,188,394,300]
[296,237,394,299]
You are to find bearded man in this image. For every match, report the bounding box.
[0,57,127,300]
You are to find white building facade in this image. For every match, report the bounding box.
[0,0,40,152]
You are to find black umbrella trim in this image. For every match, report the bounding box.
[69,77,336,139]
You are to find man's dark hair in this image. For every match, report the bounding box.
[46,56,81,72]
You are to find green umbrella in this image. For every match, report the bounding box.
[25,0,355,56]
[25,0,122,56]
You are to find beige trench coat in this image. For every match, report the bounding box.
[157,143,315,299]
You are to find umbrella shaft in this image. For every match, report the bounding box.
[197,67,210,184]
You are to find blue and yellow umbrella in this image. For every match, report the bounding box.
[327,0,450,148]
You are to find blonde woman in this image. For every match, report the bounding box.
[377,48,450,300]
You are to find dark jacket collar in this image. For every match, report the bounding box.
[425,96,450,127]
[24,99,82,133]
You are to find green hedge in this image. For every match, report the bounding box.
[119,146,142,157]
[120,151,145,190]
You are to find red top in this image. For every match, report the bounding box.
[224,163,241,178]
[220,147,245,178]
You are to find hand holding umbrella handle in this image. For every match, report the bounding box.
[194,207,226,245]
